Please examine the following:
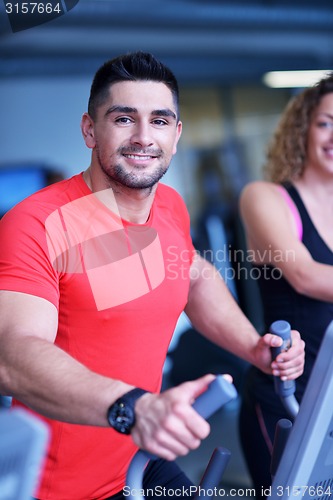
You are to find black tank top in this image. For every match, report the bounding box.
[246,184,333,405]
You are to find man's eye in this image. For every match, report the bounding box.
[116,117,132,124]
[153,119,167,126]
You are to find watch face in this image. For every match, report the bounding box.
[108,401,135,435]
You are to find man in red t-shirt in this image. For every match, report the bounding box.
[0,52,305,500]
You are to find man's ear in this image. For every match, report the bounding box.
[172,120,183,155]
[81,113,96,149]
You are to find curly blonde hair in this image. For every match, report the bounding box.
[264,72,333,183]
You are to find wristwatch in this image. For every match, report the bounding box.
[107,388,148,435]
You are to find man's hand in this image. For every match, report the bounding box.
[254,330,305,380]
[131,374,217,461]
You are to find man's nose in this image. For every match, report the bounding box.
[130,121,154,148]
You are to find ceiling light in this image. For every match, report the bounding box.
[263,70,332,89]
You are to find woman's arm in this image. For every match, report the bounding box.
[240,181,333,301]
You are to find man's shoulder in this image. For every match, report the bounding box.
[156,182,185,206]
[26,172,86,204]
[154,183,190,227]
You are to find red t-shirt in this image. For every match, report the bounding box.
[0,173,195,499]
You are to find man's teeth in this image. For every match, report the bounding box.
[125,155,153,160]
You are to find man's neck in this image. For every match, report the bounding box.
[83,167,157,224]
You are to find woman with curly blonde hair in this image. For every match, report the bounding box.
[265,75,333,183]
[238,72,333,499]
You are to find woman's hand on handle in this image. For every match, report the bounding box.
[254,329,305,381]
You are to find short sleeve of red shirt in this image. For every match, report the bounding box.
[0,197,60,308]
[0,174,91,307]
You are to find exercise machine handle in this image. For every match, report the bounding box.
[270,320,299,418]
[270,418,293,480]
[192,374,238,419]
[126,375,237,499]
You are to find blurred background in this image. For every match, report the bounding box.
[1,0,333,495]
[2,0,333,212]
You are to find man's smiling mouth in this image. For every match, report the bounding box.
[119,146,162,161]
[124,154,157,160]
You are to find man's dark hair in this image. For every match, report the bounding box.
[88,51,180,120]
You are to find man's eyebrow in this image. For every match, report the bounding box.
[105,105,137,116]
[152,109,177,120]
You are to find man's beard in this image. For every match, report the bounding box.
[97,146,169,190]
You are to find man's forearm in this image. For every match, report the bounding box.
[0,334,132,426]
[185,256,260,366]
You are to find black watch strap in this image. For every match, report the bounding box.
[107,388,148,435]
[120,388,148,406]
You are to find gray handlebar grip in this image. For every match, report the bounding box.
[125,376,237,499]
[270,320,296,399]
[192,375,237,419]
